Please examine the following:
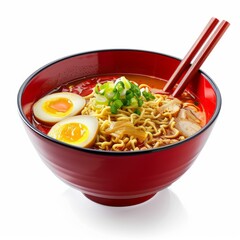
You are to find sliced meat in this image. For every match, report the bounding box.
[175,119,201,137]
[158,98,182,116]
[105,121,147,142]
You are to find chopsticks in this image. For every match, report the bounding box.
[163,17,230,97]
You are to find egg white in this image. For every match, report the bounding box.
[47,115,99,148]
[33,92,86,125]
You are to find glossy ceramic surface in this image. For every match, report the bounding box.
[17,49,221,206]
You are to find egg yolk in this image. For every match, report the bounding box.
[43,97,73,116]
[56,122,89,143]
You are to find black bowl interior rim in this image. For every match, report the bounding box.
[17,49,222,156]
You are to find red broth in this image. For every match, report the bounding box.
[32,74,205,135]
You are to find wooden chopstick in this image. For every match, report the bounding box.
[163,18,230,97]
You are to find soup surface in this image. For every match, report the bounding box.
[32,74,206,151]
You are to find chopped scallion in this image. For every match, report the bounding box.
[94,76,156,114]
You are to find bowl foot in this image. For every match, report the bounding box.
[83,193,156,207]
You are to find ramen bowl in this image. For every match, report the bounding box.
[17,49,221,206]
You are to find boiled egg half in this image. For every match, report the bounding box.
[33,92,86,125]
[47,115,98,148]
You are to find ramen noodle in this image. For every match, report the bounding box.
[32,75,205,151]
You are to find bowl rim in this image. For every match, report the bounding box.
[17,48,222,156]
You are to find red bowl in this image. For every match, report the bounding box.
[17,49,221,206]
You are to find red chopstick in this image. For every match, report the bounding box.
[163,17,219,93]
[163,18,230,97]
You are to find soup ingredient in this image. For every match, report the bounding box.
[175,109,202,137]
[105,121,147,142]
[34,74,205,151]
[81,75,205,151]
[175,119,201,137]
[47,115,98,148]
[33,92,86,125]
[157,98,182,116]
[94,76,155,114]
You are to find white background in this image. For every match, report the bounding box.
[1,0,239,239]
